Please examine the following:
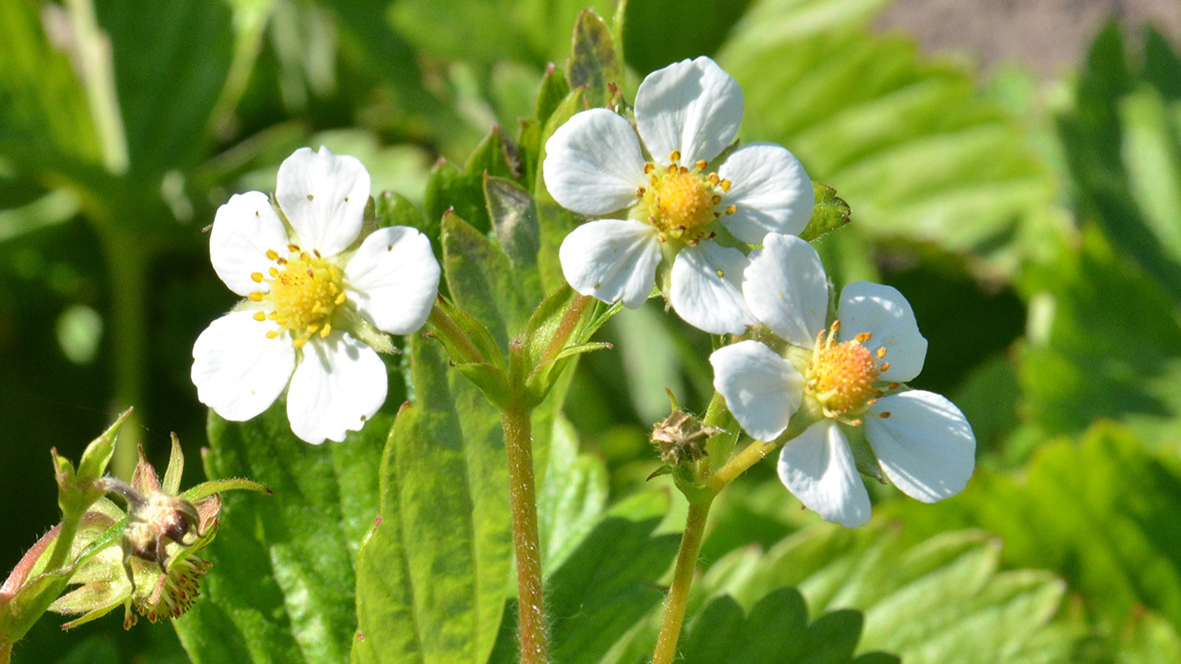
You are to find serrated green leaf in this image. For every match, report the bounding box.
[173,403,388,664]
[680,589,866,664]
[566,10,620,109]
[1057,23,1181,301]
[799,182,851,242]
[352,335,512,664]
[536,416,609,574]
[883,422,1181,638]
[1019,228,1181,442]
[692,527,1082,664]
[375,190,433,238]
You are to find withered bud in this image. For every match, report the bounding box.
[651,409,721,468]
[100,478,203,587]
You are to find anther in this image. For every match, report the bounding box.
[888,382,900,390]
[292,338,307,349]
[334,293,347,305]
[265,330,279,339]
[313,249,322,258]
[880,412,892,419]
[265,249,279,260]
[644,163,655,174]
[287,243,300,252]
[877,347,887,359]
[694,160,706,171]
[251,272,264,283]
[669,150,681,163]
[637,187,646,197]
[711,195,722,205]
[320,324,332,337]
[720,179,732,192]
[724,205,737,215]
[666,164,677,174]
[707,173,720,186]
[854,332,872,343]
[248,292,264,302]
[253,311,267,322]
[880,362,890,372]
[269,267,279,277]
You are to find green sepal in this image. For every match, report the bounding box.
[799,182,851,242]
[181,478,272,503]
[338,307,397,355]
[76,408,133,490]
[566,9,621,109]
[430,295,507,371]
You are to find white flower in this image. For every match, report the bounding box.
[542,56,813,334]
[710,234,975,527]
[191,147,441,444]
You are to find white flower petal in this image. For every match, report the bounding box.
[669,242,755,334]
[559,219,661,308]
[542,109,648,215]
[209,192,290,296]
[778,420,871,528]
[866,390,976,503]
[276,146,369,257]
[838,281,927,382]
[743,233,829,347]
[710,340,804,441]
[344,226,440,335]
[191,311,295,421]
[287,332,387,444]
[719,143,813,243]
[635,56,743,166]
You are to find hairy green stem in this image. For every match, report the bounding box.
[501,403,548,664]
[651,499,713,664]
[1,638,12,664]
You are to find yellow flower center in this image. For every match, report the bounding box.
[806,322,892,424]
[637,151,736,244]
[247,244,347,348]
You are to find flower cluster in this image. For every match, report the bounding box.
[543,56,813,334]
[545,57,975,527]
[191,147,440,444]
[711,234,976,526]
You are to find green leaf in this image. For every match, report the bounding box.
[882,422,1181,637]
[696,527,1083,664]
[535,65,572,128]
[1057,24,1181,301]
[1019,227,1181,442]
[799,182,851,242]
[0,0,100,167]
[536,416,609,574]
[680,590,871,664]
[717,0,1060,277]
[622,0,754,76]
[173,403,388,664]
[352,335,512,664]
[566,9,621,109]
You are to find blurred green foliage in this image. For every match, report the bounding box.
[4,0,1181,661]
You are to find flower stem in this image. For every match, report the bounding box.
[651,499,713,664]
[500,402,548,664]
[43,513,81,574]
[102,230,147,480]
[707,439,779,492]
[1,638,12,664]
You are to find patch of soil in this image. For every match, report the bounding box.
[876,0,1181,77]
